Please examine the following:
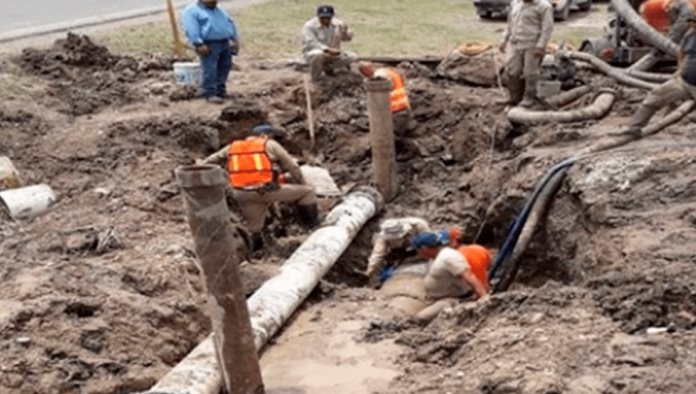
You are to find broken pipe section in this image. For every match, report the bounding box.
[175,165,264,394]
[366,78,399,202]
[144,186,384,394]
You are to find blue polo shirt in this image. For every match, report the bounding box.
[182,2,238,46]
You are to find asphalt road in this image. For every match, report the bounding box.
[0,0,183,34]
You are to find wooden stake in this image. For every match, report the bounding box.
[303,74,316,149]
[166,0,186,57]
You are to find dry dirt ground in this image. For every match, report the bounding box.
[1,34,695,394]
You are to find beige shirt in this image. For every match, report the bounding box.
[366,217,430,275]
[424,247,471,300]
[302,17,353,53]
[502,0,554,50]
[203,138,305,184]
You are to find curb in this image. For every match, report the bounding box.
[0,0,210,44]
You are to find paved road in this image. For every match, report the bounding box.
[0,0,185,34]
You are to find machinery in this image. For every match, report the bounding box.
[580,0,696,67]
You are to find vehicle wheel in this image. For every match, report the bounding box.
[579,0,592,12]
[478,11,493,20]
[555,4,570,21]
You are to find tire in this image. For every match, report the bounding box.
[555,4,570,21]
[478,10,493,20]
[579,0,592,12]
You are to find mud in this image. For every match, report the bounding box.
[2,33,696,394]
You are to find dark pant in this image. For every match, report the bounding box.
[200,41,233,98]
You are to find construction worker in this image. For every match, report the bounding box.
[410,231,492,321]
[302,5,355,81]
[499,0,554,107]
[182,0,239,104]
[201,124,319,250]
[358,62,412,134]
[622,13,696,135]
[364,217,431,286]
[642,0,695,42]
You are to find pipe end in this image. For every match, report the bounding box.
[364,79,392,92]
[175,165,227,188]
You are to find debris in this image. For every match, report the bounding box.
[0,184,57,220]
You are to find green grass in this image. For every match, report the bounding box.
[95,0,602,59]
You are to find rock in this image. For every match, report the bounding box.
[16,337,31,346]
[94,188,111,198]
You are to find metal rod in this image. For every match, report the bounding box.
[365,79,399,202]
[175,165,264,394]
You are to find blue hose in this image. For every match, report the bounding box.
[489,157,578,280]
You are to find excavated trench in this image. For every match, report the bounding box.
[3,34,696,394]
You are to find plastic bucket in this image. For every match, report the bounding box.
[173,62,202,86]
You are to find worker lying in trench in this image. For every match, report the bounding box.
[410,231,492,322]
[363,218,460,287]
[621,13,696,135]
[200,124,320,251]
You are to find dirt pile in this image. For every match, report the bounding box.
[17,34,177,116]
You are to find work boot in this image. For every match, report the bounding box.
[519,78,539,108]
[500,77,525,106]
[297,204,320,228]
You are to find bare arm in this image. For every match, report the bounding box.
[341,23,353,42]
[201,145,230,166]
[461,270,488,299]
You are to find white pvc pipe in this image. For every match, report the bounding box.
[144,187,383,394]
[0,184,56,219]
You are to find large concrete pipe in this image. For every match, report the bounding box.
[175,165,264,394]
[144,186,383,394]
[507,89,616,125]
[569,52,658,90]
[365,79,399,202]
[611,0,678,57]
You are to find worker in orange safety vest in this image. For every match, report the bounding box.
[410,230,492,321]
[201,124,319,250]
[358,62,412,135]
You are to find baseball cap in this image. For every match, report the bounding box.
[317,5,335,17]
[409,232,440,251]
[252,124,275,135]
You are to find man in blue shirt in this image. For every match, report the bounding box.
[182,0,238,104]
[622,13,696,134]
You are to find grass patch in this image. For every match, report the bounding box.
[94,0,603,59]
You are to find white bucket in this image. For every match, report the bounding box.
[0,184,57,220]
[173,62,202,86]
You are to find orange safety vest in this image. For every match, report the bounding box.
[458,245,492,291]
[384,68,411,114]
[228,137,275,188]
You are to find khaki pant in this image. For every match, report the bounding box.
[305,49,357,80]
[505,47,543,103]
[233,184,317,233]
[506,47,542,79]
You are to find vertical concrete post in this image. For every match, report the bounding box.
[175,165,265,394]
[365,79,399,201]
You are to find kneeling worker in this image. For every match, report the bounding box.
[358,62,412,134]
[411,231,492,321]
[201,124,319,249]
[364,217,430,286]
